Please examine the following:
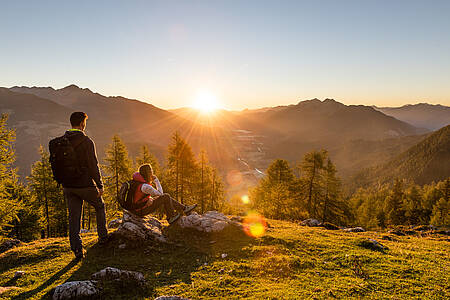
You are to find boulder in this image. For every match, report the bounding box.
[91,267,145,286]
[301,219,321,227]
[113,211,167,244]
[14,271,26,278]
[359,238,387,252]
[155,296,190,300]
[0,239,22,254]
[108,219,122,229]
[177,211,243,233]
[343,227,365,233]
[381,235,396,241]
[321,222,340,230]
[52,281,99,300]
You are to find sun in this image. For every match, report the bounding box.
[192,90,221,114]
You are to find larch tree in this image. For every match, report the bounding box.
[165,132,197,204]
[103,134,133,217]
[0,114,22,236]
[28,146,67,238]
[299,150,327,218]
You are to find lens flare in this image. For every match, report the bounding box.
[226,170,243,187]
[243,211,267,238]
[241,195,249,204]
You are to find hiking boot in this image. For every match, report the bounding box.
[98,234,111,246]
[184,204,198,215]
[168,213,181,225]
[74,248,84,260]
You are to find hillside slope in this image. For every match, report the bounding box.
[375,103,450,130]
[353,125,450,187]
[0,220,448,299]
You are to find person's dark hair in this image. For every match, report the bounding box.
[139,164,154,183]
[70,112,88,127]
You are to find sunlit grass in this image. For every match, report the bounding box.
[0,221,449,299]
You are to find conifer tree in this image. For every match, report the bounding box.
[321,158,347,223]
[165,132,197,204]
[0,114,20,235]
[28,146,67,237]
[299,150,327,217]
[430,197,449,226]
[251,159,297,219]
[103,134,133,217]
[384,179,406,225]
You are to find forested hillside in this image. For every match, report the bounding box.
[353,125,450,188]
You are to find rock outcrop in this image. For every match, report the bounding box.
[52,281,99,300]
[0,239,22,254]
[112,211,167,245]
[343,227,365,233]
[111,211,244,247]
[177,211,243,233]
[359,238,387,252]
[91,267,145,287]
[301,219,321,227]
[52,267,146,300]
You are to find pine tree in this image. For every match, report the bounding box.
[209,167,225,211]
[251,159,297,219]
[430,197,449,226]
[103,134,133,218]
[299,150,327,218]
[384,179,406,225]
[28,146,67,237]
[165,132,197,204]
[0,114,21,235]
[321,158,348,224]
[403,185,424,225]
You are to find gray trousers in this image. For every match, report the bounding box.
[63,186,108,252]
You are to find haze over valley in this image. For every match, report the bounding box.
[2,85,448,196]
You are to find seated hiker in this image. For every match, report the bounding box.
[131,164,197,224]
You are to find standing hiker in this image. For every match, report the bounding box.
[129,164,197,224]
[49,112,108,259]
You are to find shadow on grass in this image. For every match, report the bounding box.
[61,226,253,299]
[11,259,79,300]
[0,248,64,273]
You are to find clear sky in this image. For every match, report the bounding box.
[1,0,449,109]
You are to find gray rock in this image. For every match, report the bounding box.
[177,211,242,233]
[343,227,365,233]
[359,238,387,251]
[14,271,25,278]
[91,267,145,286]
[114,211,167,243]
[108,219,122,229]
[155,296,190,300]
[0,239,22,253]
[52,280,99,300]
[301,219,321,227]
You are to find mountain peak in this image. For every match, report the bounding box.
[61,84,80,91]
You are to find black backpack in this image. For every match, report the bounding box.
[118,180,148,211]
[48,135,87,185]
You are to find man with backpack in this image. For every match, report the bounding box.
[49,112,108,259]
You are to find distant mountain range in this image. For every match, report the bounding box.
[374,103,450,130]
[352,125,450,188]
[1,85,448,192]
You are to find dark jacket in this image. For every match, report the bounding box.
[63,130,103,189]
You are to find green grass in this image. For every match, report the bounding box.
[1,220,449,299]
